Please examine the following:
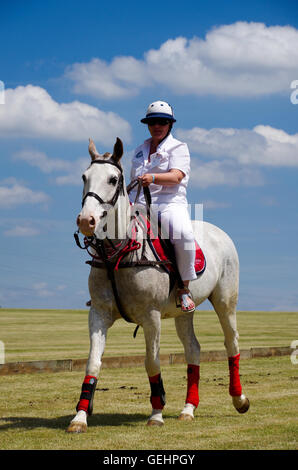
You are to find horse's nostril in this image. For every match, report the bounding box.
[101,211,108,219]
[89,216,96,227]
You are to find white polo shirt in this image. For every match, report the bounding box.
[129,133,190,206]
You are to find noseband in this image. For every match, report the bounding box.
[81,159,124,208]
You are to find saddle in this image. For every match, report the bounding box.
[138,211,206,292]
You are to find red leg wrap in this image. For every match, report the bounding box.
[228,353,242,396]
[186,364,200,408]
[76,375,97,415]
[149,373,166,410]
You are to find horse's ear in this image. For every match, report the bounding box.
[112,137,123,163]
[88,138,101,161]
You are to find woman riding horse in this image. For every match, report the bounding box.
[130,101,196,313]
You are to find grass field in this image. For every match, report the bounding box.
[0,309,297,450]
[0,357,297,450]
[0,309,297,362]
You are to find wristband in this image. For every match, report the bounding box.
[152,174,155,184]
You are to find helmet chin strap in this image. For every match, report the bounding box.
[167,122,173,135]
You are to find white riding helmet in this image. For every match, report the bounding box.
[141,100,176,123]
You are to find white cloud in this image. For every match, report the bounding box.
[189,159,264,189]
[4,225,40,237]
[0,217,72,237]
[66,57,148,99]
[32,282,54,298]
[54,157,89,186]
[65,22,298,98]
[57,284,67,291]
[176,125,298,167]
[32,282,70,298]
[14,149,89,186]
[0,85,131,144]
[14,149,71,173]
[202,200,231,210]
[14,145,134,186]
[0,178,50,208]
[176,123,298,188]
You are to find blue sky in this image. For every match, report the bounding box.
[0,0,298,311]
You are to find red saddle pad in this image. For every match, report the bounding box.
[139,214,206,275]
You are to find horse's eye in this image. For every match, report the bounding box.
[109,176,117,186]
[82,174,87,183]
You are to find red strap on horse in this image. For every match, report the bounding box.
[186,364,200,408]
[76,375,97,415]
[114,239,141,271]
[228,353,242,396]
[149,373,166,410]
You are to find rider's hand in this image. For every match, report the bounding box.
[138,174,154,187]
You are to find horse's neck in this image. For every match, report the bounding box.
[113,193,131,240]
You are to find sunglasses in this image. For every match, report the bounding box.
[147,119,171,126]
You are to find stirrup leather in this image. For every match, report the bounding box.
[176,288,196,313]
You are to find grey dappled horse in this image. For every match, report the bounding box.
[67,138,249,433]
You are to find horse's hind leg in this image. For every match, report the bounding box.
[209,288,250,414]
[175,313,200,421]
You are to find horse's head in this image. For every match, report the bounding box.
[76,137,124,237]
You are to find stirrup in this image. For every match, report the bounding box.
[176,288,196,313]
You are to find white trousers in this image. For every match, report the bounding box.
[151,203,197,282]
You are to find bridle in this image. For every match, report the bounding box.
[81,158,124,209]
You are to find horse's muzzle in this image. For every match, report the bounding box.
[76,214,96,236]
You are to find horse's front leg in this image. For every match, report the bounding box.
[66,307,113,433]
[142,310,165,426]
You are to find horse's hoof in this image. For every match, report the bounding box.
[236,397,250,414]
[146,419,164,427]
[66,421,87,433]
[178,413,194,421]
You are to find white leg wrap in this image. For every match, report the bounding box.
[71,410,87,425]
[149,409,164,424]
[181,403,196,418]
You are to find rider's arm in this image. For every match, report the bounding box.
[139,169,185,187]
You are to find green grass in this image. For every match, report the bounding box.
[0,309,297,363]
[0,356,297,450]
[0,308,297,449]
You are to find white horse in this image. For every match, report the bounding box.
[67,137,249,433]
